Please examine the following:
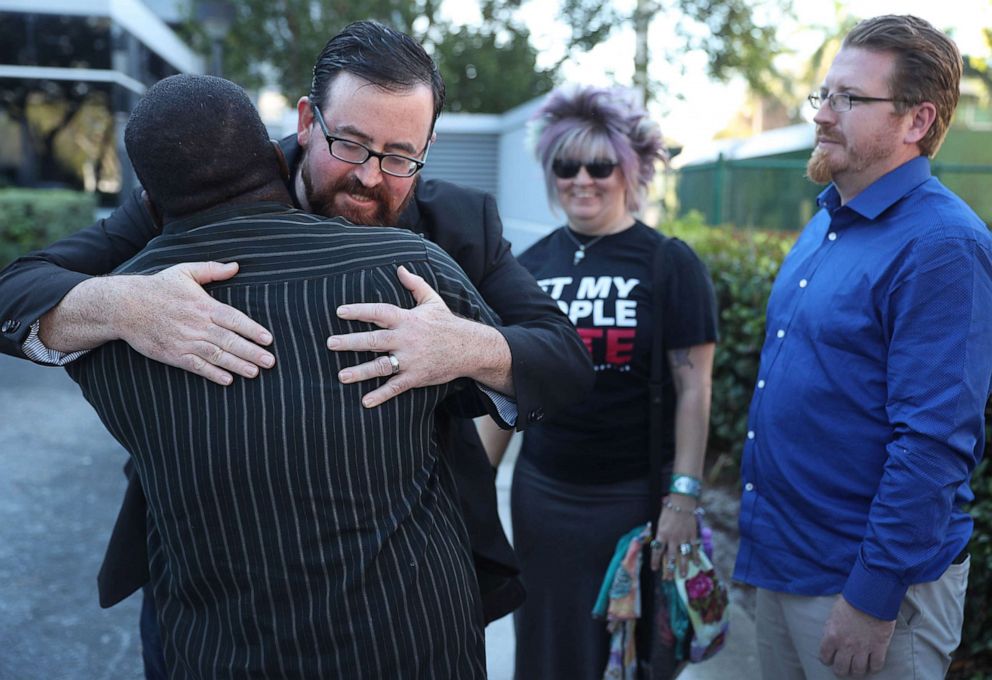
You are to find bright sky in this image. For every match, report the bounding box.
[442,0,992,151]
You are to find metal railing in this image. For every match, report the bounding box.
[675,153,992,230]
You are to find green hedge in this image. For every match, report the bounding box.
[661,213,991,676]
[663,212,795,479]
[951,397,992,679]
[0,188,96,268]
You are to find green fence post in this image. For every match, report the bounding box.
[713,152,725,226]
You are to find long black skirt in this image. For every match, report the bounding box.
[511,454,655,680]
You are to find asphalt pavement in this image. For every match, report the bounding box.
[0,354,143,680]
[0,353,757,679]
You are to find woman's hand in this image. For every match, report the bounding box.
[650,494,700,580]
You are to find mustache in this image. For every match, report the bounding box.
[335,174,390,205]
[815,126,844,145]
[302,162,389,223]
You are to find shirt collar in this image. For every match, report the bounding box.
[816,156,932,220]
[279,134,305,209]
[162,202,293,236]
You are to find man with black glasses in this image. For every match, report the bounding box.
[733,15,992,679]
[0,20,592,678]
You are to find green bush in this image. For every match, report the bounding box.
[950,397,992,679]
[662,211,795,479]
[0,188,96,268]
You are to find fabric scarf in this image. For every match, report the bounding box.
[594,520,729,679]
[592,524,651,680]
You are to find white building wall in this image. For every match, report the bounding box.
[493,96,558,253]
[425,98,560,254]
[423,114,501,197]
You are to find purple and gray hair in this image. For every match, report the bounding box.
[531,84,667,214]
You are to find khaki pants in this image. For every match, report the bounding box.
[755,557,969,679]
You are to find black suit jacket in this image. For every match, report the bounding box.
[0,136,594,622]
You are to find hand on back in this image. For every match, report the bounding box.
[114,261,275,385]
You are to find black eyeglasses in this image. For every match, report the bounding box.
[311,103,429,178]
[808,92,900,112]
[551,159,617,179]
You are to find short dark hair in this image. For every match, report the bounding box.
[309,21,445,135]
[844,15,962,157]
[124,74,280,218]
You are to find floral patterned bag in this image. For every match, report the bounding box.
[646,519,729,678]
[673,548,730,662]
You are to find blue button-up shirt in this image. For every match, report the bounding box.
[733,156,992,620]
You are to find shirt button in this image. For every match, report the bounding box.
[799,279,808,288]
[828,232,838,241]
[757,380,765,389]
[747,430,755,440]
[744,482,754,492]
[776,329,785,338]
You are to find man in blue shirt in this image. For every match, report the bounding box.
[734,15,992,679]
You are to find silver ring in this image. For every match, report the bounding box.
[679,542,693,556]
[650,539,663,551]
[666,559,676,571]
[388,354,400,375]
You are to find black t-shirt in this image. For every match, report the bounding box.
[517,221,718,483]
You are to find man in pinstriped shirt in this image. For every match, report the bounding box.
[68,73,495,678]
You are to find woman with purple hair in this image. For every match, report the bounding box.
[481,84,718,678]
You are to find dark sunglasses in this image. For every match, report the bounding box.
[551,159,617,179]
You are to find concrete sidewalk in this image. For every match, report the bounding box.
[678,603,758,680]
[485,436,759,680]
[485,595,756,680]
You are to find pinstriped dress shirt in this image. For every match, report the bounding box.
[68,203,492,678]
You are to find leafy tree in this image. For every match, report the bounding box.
[180,0,555,113]
[963,28,992,100]
[432,1,556,112]
[559,0,790,104]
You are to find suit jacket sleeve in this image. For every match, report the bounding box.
[0,187,158,359]
[406,180,593,430]
[416,240,507,424]
[473,193,594,429]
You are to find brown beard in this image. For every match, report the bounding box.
[806,123,901,189]
[300,147,416,226]
[806,146,833,185]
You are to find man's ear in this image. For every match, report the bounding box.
[270,140,290,182]
[140,190,163,228]
[904,101,937,148]
[297,96,313,147]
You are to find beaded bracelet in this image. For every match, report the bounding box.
[670,473,702,499]
[663,499,705,516]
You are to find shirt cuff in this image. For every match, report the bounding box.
[479,386,517,428]
[21,320,90,366]
[842,555,908,621]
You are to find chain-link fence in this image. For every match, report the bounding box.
[675,153,992,231]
